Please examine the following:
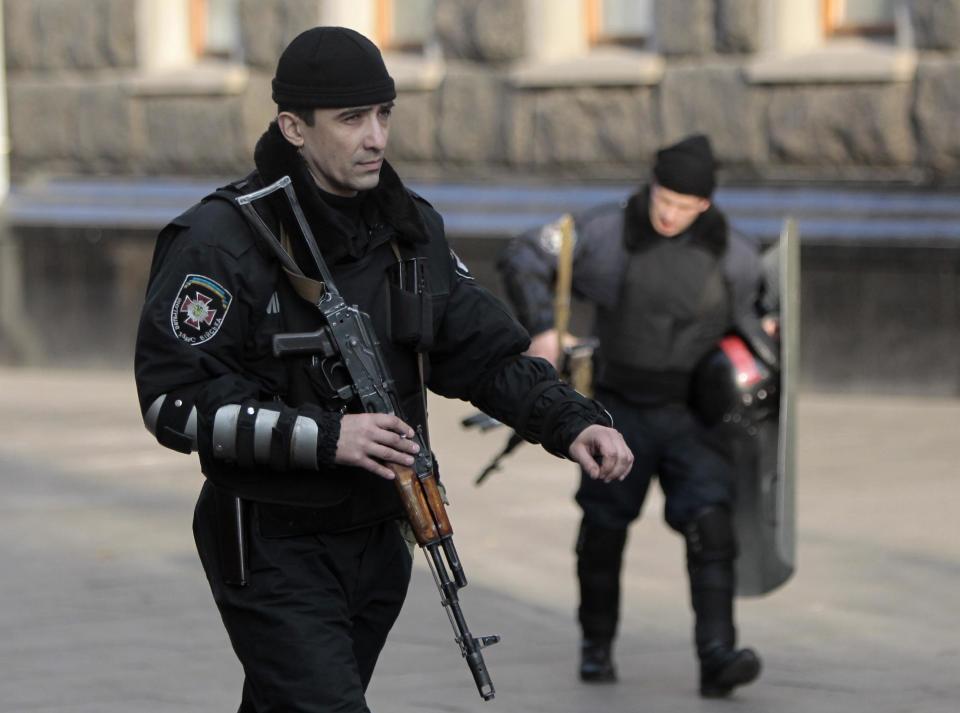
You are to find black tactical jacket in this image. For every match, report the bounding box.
[135,131,608,528]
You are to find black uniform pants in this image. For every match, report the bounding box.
[575,388,734,643]
[576,389,733,532]
[193,481,413,713]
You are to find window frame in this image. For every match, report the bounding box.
[375,0,434,53]
[511,0,662,89]
[189,0,206,58]
[584,0,652,49]
[131,0,248,96]
[188,0,241,60]
[822,0,896,38]
[745,0,915,85]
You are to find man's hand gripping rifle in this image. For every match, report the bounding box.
[234,176,500,702]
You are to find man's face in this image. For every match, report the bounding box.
[278,102,393,196]
[648,182,711,237]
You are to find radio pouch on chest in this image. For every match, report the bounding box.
[386,252,433,352]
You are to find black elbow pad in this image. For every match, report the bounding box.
[211,401,322,471]
[143,389,199,454]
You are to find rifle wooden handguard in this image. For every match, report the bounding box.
[391,464,453,546]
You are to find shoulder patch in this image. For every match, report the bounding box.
[170,274,233,345]
[451,250,474,280]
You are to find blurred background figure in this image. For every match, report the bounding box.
[498,134,774,697]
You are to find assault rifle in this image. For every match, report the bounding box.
[234,176,500,701]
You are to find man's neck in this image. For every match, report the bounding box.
[316,185,365,220]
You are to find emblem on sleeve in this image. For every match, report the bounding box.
[451,249,474,280]
[170,274,233,345]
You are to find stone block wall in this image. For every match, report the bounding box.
[914,58,960,179]
[5,0,136,71]
[2,0,283,178]
[764,84,915,166]
[715,0,762,54]
[507,87,657,176]
[3,0,960,184]
[910,0,960,50]
[434,0,526,63]
[655,0,715,56]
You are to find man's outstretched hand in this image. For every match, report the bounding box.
[568,425,633,482]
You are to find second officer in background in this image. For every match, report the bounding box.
[499,134,772,698]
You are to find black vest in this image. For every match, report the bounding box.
[197,174,452,531]
[595,200,731,404]
[262,235,430,531]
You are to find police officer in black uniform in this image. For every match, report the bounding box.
[134,27,633,713]
[499,135,768,698]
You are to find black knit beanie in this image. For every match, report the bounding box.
[272,27,396,108]
[653,134,716,198]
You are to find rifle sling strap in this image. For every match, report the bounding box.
[280,225,325,304]
[388,241,432,451]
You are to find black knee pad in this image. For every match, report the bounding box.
[685,506,737,564]
[685,507,737,592]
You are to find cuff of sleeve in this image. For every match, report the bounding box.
[299,405,343,467]
[542,395,613,458]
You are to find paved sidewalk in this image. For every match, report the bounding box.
[0,367,958,712]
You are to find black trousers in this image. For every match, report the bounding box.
[575,389,735,643]
[193,481,413,713]
[576,389,733,532]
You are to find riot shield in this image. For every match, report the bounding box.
[733,217,799,596]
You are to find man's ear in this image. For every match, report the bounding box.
[697,198,712,214]
[277,112,305,148]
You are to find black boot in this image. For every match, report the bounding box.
[579,638,617,683]
[576,520,627,683]
[698,642,761,698]
[685,507,762,698]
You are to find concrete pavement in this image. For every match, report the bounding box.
[0,367,957,712]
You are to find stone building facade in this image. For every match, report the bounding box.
[4,0,960,186]
[2,0,959,396]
